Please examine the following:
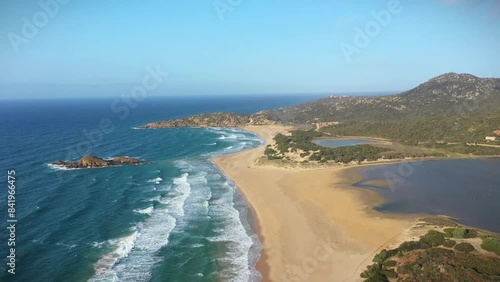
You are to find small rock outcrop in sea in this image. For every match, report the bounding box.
[52,155,143,169]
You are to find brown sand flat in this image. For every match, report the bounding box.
[213,125,417,282]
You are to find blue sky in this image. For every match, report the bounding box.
[1,0,499,98]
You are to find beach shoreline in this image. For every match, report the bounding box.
[212,125,420,281]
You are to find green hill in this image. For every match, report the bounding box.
[141,72,500,144]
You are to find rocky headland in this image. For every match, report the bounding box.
[140,112,275,128]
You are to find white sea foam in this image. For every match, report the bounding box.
[207,180,258,282]
[158,173,191,217]
[181,169,211,216]
[100,173,192,281]
[148,195,161,203]
[173,158,259,281]
[90,241,106,248]
[89,231,139,282]
[133,206,154,215]
[204,128,263,159]
[218,133,239,140]
[47,163,79,171]
[55,242,77,249]
[147,177,163,184]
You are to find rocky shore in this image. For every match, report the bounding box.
[52,155,143,169]
[140,112,275,128]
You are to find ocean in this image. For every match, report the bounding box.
[0,94,325,282]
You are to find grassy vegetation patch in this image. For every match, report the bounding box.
[421,217,459,227]
[443,227,478,239]
[481,236,500,256]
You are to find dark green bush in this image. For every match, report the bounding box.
[299,152,310,157]
[398,241,430,252]
[381,269,398,278]
[454,242,475,253]
[373,250,389,264]
[420,230,445,247]
[365,272,389,282]
[443,240,456,248]
[264,147,277,155]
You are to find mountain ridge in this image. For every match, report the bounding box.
[141,73,500,131]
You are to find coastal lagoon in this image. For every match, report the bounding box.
[315,138,382,148]
[354,159,500,233]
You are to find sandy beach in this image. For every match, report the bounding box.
[213,125,418,282]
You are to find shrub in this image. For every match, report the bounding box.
[360,263,381,278]
[420,230,445,247]
[365,272,389,282]
[361,261,392,282]
[383,260,397,267]
[450,228,477,239]
[443,240,456,248]
[443,228,455,238]
[454,242,475,253]
[373,250,389,264]
[463,228,477,238]
[452,228,466,238]
[381,269,398,278]
[398,241,430,252]
[481,236,500,256]
[264,148,277,155]
[267,155,282,160]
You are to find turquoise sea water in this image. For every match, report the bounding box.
[0,95,325,282]
[2,95,499,281]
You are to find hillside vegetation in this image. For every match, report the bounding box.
[264,73,500,125]
[361,221,500,282]
[320,112,500,144]
[142,73,500,145]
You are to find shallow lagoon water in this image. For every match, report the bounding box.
[314,138,382,148]
[354,158,500,233]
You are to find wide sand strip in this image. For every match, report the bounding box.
[213,125,416,282]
